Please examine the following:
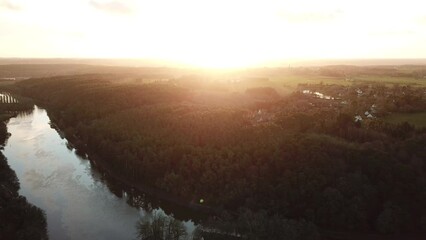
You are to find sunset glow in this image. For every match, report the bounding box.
[1,0,426,67]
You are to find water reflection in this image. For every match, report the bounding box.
[302,90,335,100]
[3,106,196,240]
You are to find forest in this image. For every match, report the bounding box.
[10,66,426,239]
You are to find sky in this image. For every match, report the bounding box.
[1,0,426,67]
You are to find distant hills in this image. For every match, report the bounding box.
[1,58,426,68]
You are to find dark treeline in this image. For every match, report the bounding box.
[0,99,48,239]
[136,208,319,240]
[16,75,426,239]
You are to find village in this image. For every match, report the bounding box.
[245,83,426,129]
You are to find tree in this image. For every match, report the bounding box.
[137,211,188,240]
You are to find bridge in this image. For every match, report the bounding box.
[0,92,19,104]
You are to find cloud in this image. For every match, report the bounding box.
[278,9,343,23]
[89,0,133,15]
[369,30,416,37]
[0,0,21,11]
[419,16,426,24]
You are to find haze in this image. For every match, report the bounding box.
[1,0,426,67]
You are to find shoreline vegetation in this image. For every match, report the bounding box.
[0,94,48,240]
[48,117,217,216]
[2,64,426,239]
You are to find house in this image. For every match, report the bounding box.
[355,115,363,122]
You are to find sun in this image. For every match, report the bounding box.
[80,0,285,69]
[176,52,266,69]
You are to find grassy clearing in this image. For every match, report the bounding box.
[384,112,426,128]
[354,75,426,87]
[272,75,348,88]
[272,74,426,88]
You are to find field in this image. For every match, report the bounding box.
[384,112,426,128]
[354,75,426,87]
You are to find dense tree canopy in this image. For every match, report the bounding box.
[16,75,426,238]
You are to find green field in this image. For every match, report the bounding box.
[384,112,426,128]
[354,75,426,87]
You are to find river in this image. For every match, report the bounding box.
[2,106,196,240]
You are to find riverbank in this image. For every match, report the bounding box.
[47,110,219,217]
[0,108,48,239]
